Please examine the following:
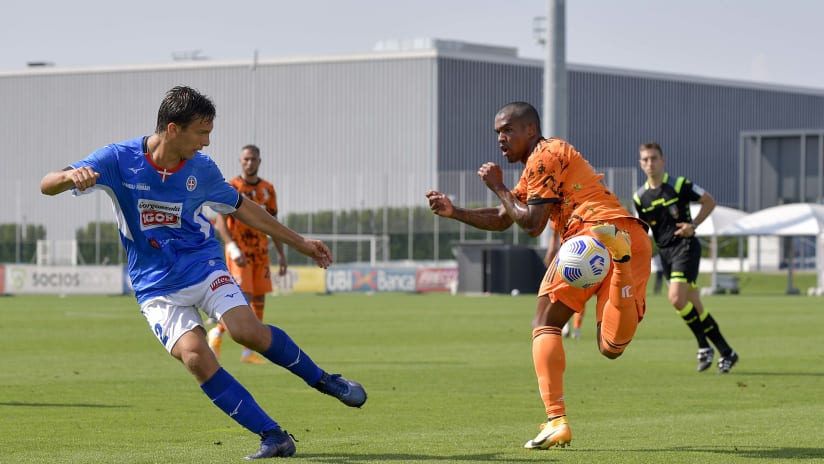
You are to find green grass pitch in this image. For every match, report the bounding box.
[1,273,824,463]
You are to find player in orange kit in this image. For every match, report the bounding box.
[210,144,288,364]
[427,102,651,449]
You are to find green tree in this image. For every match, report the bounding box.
[75,222,125,264]
[0,223,46,263]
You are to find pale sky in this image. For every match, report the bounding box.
[3,0,823,89]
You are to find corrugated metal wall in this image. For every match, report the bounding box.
[435,57,542,207]
[3,47,824,245]
[1,55,437,241]
[567,68,824,208]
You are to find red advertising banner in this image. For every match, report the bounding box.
[415,267,458,293]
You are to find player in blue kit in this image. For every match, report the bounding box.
[40,86,366,460]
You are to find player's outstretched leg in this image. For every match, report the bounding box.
[590,220,651,359]
[313,372,367,408]
[259,324,367,408]
[245,428,296,460]
[524,416,572,449]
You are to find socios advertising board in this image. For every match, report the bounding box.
[3,265,124,295]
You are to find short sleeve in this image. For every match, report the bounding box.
[202,158,240,214]
[71,145,120,193]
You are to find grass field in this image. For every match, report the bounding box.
[2,272,824,463]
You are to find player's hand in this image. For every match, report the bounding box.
[300,239,333,268]
[278,256,288,276]
[675,222,696,238]
[478,162,504,187]
[69,167,100,192]
[426,190,455,217]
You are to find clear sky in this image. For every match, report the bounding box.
[4,0,823,89]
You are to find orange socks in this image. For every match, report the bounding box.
[250,300,265,322]
[532,326,566,418]
[598,262,638,356]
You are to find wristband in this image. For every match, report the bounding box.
[226,241,243,260]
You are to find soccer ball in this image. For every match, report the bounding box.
[556,235,611,288]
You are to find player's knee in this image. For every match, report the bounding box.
[599,346,624,360]
[669,295,687,309]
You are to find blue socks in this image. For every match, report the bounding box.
[200,325,324,434]
[262,325,323,386]
[200,368,277,434]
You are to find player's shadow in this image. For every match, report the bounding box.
[293,447,824,462]
[733,371,824,377]
[0,401,130,408]
[293,453,550,463]
[668,445,824,460]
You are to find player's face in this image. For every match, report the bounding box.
[639,148,665,178]
[495,111,534,163]
[173,117,213,160]
[239,149,260,177]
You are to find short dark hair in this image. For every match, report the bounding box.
[242,144,261,157]
[499,101,541,133]
[155,86,216,133]
[640,142,663,155]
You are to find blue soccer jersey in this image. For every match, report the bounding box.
[72,136,240,303]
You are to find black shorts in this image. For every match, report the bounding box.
[658,238,701,284]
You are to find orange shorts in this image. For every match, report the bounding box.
[226,254,272,296]
[539,217,652,323]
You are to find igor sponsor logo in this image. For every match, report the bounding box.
[210,275,233,291]
[138,199,182,230]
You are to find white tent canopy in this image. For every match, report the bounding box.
[690,204,747,292]
[691,204,747,238]
[718,203,824,294]
[718,203,824,236]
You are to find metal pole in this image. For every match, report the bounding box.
[539,0,567,249]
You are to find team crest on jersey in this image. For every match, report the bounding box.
[210,275,233,291]
[138,199,183,230]
[186,175,197,192]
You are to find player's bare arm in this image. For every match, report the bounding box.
[40,166,100,195]
[477,162,549,236]
[426,190,513,231]
[232,200,332,268]
[273,239,288,276]
[214,213,247,267]
[676,192,716,238]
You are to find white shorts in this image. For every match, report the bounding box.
[139,270,248,352]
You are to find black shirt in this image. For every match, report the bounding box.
[633,173,704,248]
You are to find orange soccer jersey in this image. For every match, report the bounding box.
[511,138,631,240]
[512,138,651,318]
[225,176,278,294]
